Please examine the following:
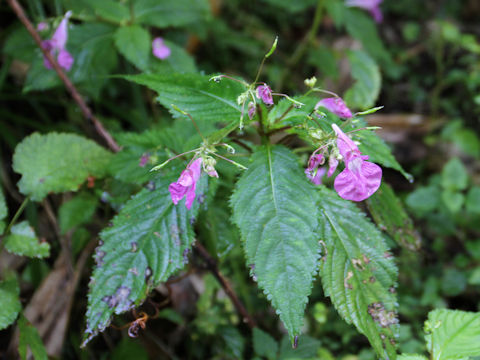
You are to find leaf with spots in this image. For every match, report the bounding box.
[317,186,399,359]
[13,133,112,201]
[231,145,321,343]
[83,173,210,345]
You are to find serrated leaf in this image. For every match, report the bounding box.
[231,145,320,342]
[123,73,243,128]
[253,328,278,360]
[18,314,48,360]
[25,23,118,98]
[0,275,21,330]
[367,183,421,251]
[355,121,412,181]
[317,186,398,359]
[425,309,480,360]
[114,25,151,71]
[4,221,50,258]
[13,133,112,201]
[0,188,7,235]
[344,50,381,110]
[83,174,209,345]
[59,194,98,234]
[133,0,210,28]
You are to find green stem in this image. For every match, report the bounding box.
[0,197,30,253]
[276,0,324,91]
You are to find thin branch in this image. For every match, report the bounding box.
[194,242,256,329]
[6,0,121,153]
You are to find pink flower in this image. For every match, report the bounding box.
[169,158,203,210]
[345,0,383,23]
[152,37,171,60]
[37,22,48,32]
[315,97,353,119]
[305,154,326,185]
[42,12,73,71]
[328,156,339,177]
[139,154,150,167]
[256,84,274,106]
[332,124,382,201]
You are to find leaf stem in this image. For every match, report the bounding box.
[0,196,29,254]
[194,242,256,329]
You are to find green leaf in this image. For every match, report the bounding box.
[441,190,464,213]
[441,158,468,191]
[0,187,7,235]
[405,186,440,216]
[344,9,395,74]
[367,183,421,251]
[231,146,321,342]
[344,50,381,110]
[18,314,48,360]
[0,275,21,330]
[59,194,98,234]
[355,122,412,181]
[13,133,112,201]
[83,174,210,345]
[398,356,428,360]
[114,25,151,71]
[133,0,210,28]
[260,0,317,13]
[317,186,398,359]
[79,0,129,23]
[123,73,243,128]
[466,187,480,215]
[425,309,480,360]
[278,335,321,359]
[4,221,50,258]
[253,328,278,360]
[25,23,118,98]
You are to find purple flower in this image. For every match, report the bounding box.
[305,154,326,185]
[256,84,274,106]
[345,0,383,23]
[37,22,48,32]
[332,124,382,201]
[315,97,353,119]
[42,12,73,71]
[169,158,203,210]
[328,156,339,177]
[139,153,150,167]
[152,37,171,60]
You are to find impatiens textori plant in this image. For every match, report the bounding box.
[42,11,73,71]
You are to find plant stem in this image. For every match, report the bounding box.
[194,242,256,329]
[0,197,29,253]
[6,0,121,153]
[276,0,324,91]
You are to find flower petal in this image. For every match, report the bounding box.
[152,37,171,60]
[315,97,352,118]
[185,181,197,210]
[169,182,188,205]
[334,160,382,201]
[328,156,339,177]
[57,49,74,71]
[51,12,71,50]
[332,124,361,162]
[256,84,274,105]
